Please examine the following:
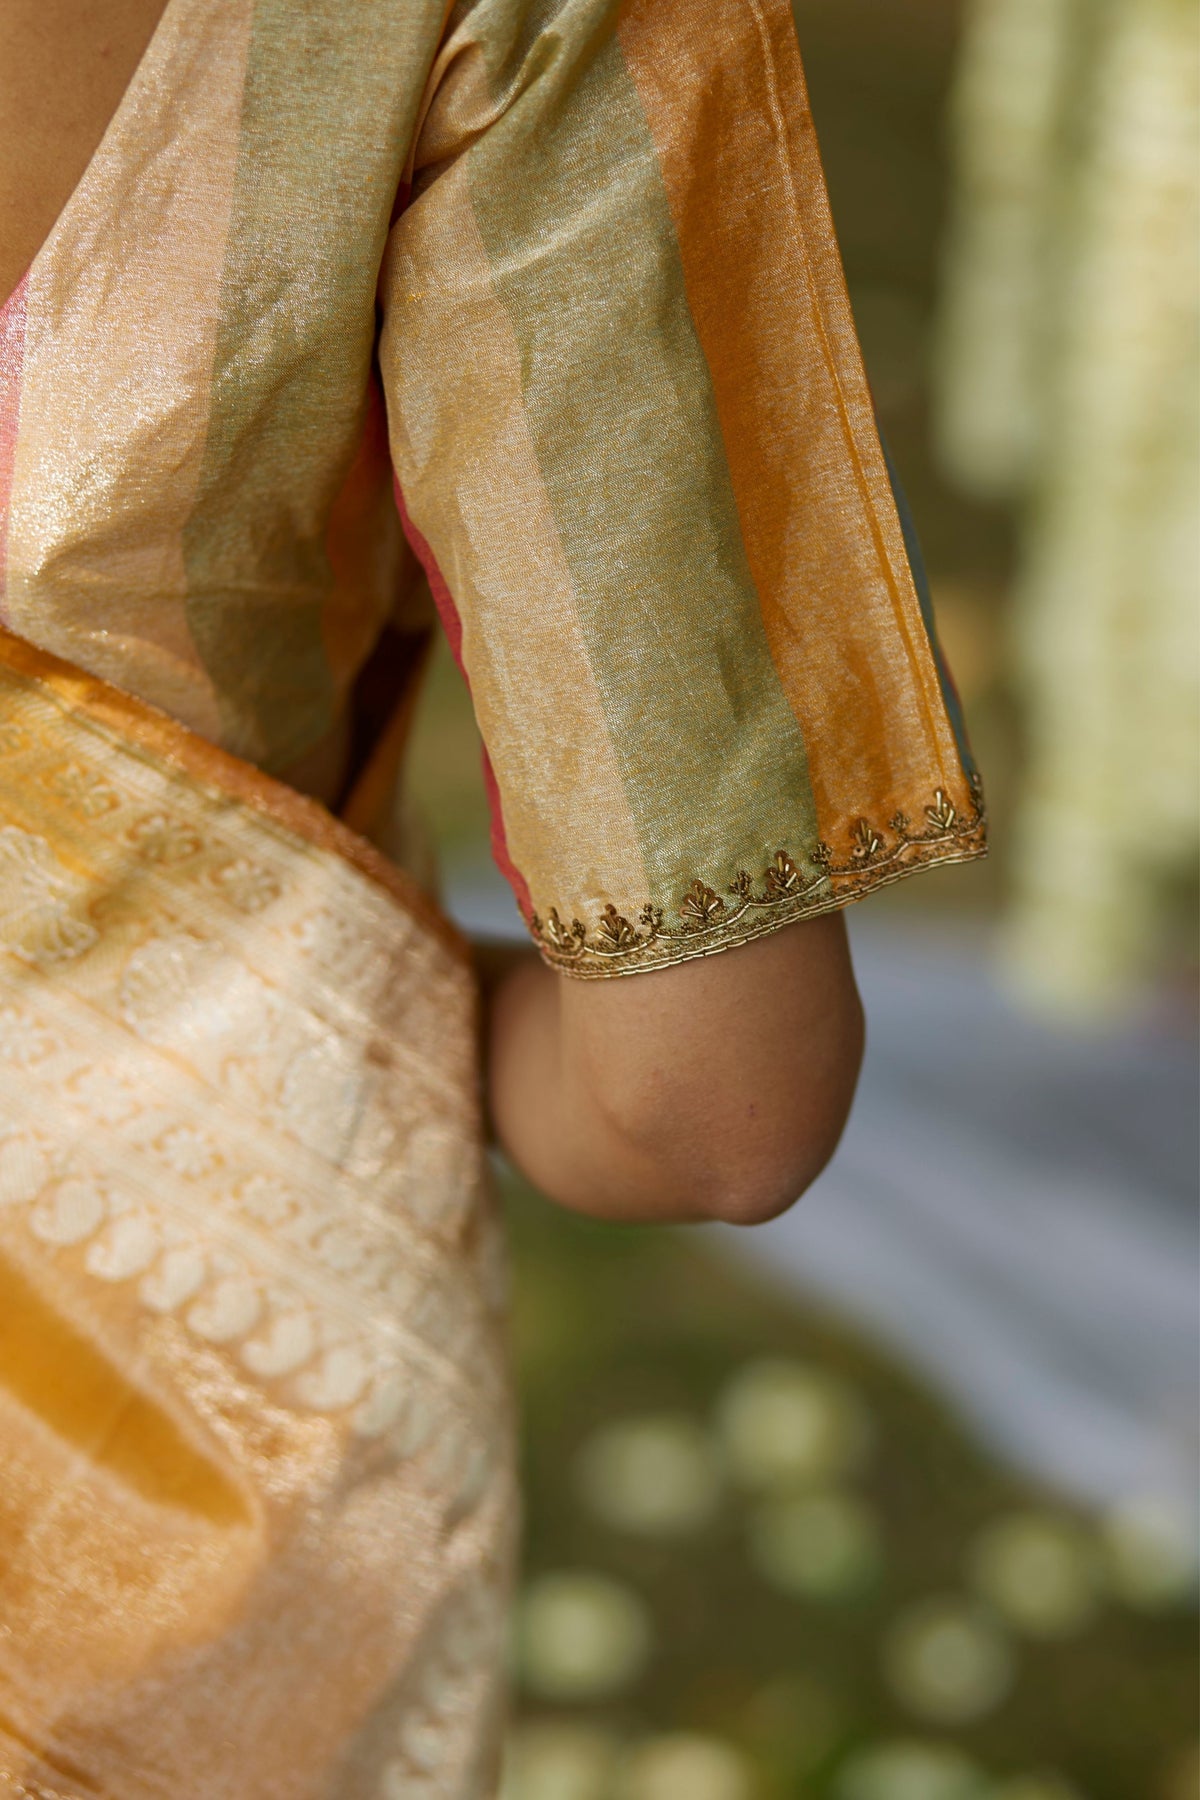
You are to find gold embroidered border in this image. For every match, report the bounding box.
[531,776,987,977]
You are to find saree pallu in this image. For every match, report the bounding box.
[0,629,516,1800]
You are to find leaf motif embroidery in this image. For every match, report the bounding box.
[764,852,803,897]
[597,904,638,949]
[851,819,885,861]
[530,777,986,974]
[679,881,725,928]
[926,788,957,832]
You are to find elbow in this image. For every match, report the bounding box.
[557,925,865,1227]
[580,1064,858,1228]
[696,1029,864,1229]
[698,1109,850,1228]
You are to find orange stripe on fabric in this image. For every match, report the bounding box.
[0,1251,251,1527]
[618,0,969,832]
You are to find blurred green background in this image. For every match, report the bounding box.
[404,0,1199,1795]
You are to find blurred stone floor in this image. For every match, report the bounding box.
[722,917,1199,1517]
[447,861,1199,1517]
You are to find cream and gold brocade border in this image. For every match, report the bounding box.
[0,628,513,1799]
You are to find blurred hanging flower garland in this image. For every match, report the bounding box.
[933,0,1200,1013]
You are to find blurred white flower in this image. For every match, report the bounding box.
[967,1511,1101,1638]
[501,1721,622,1800]
[746,1489,882,1600]
[835,1738,991,1800]
[715,1359,873,1492]
[1099,1495,1199,1613]
[882,1594,1015,1725]
[574,1413,722,1538]
[617,1733,755,1800]
[989,1774,1088,1800]
[516,1571,652,1702]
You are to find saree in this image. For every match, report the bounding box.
[0,626,515,1798]
[0,0,984,1792]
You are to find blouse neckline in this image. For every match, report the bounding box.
[0,0,181,317]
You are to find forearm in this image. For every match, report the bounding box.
[484,951,712,1222]
[480,915,864,1226]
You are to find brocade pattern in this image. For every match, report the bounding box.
[0,652,514,1800]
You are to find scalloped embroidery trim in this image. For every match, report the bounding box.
[531,776,986,976]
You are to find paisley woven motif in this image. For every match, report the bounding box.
[0,634,515,1800]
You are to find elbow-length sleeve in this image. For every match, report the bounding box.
[378,0,985,977]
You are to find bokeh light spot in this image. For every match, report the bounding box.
[882,1594,1015,1725]
[516,1571,652,1702]
[1100,1496,1200,1613]
[617,1732,756,1800]
[835,1738,991,1800]
[715,1358,873,1492]
[501,1720,622,1800]
[967,1512,1101,1639]
[574,1412,723,1538]
[747,1489,883,1600]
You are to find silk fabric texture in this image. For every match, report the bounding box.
[0,0,985,1794]
[0,0,982,984]
[0,630,514,1800]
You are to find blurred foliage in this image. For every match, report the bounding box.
[502,1172,1198,1800]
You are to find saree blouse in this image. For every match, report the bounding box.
[0,0,982,979]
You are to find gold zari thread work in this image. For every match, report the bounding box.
[531,776,987,976]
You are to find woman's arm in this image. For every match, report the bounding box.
[482,914,864,1226]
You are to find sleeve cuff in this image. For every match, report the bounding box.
[527,777,987,978]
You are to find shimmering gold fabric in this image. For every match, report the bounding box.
[0,0,988,1784]
[1,0,983,986]
[0,631,516,1799]
[382,0,985,970]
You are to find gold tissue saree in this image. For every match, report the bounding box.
[0,628,515,1800]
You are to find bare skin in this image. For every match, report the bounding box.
[485,918,863,1225]
[0,0,169,308]
[2,0,866,1227]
